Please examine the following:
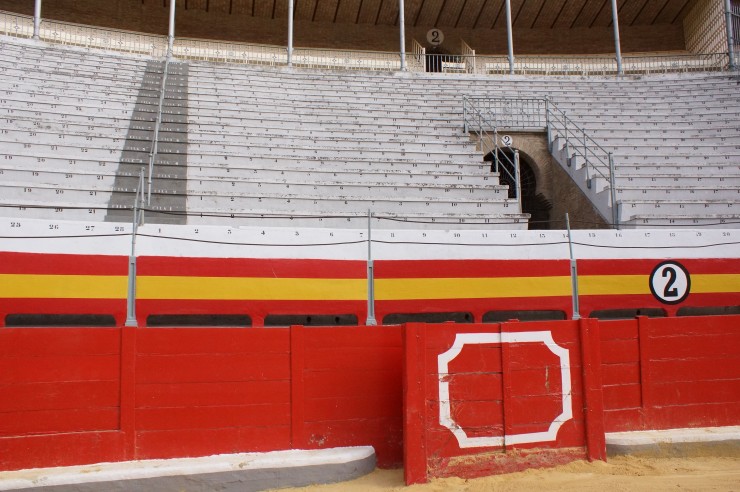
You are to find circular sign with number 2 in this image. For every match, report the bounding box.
[649,261,691,305]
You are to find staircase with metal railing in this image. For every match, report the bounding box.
[463,96,620,228]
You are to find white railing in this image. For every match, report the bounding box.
[40,19,167,57]
[0,10,733,76]
[461,39,476,74]
[0,10,33,38]
[410,39,426,72]
[291,47,401,71]
[622,52,727,73]
[478,54,618,76]
[175,37,286,66]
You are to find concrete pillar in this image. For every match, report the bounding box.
[168,0,176,58]
[288,0,294,67]
[399,0,407,70]
[610,0,623,74]
[33,0,41,40]
[504,0,514,74]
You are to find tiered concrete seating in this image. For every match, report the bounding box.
[1,34,738,229]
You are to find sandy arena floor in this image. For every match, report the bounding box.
[272,455,740,491]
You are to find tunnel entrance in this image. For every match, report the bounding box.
[485,148,552,230]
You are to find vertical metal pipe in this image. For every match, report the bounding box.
[504,0,515,74]
[725,0,736,70]
[609,153,619,230]
[167,0,176,58]
[566,213,581,320]
[399,0,407,70]
[610,0,623,75]
[287,0,294,67]
[125,170,144,327]
[514,150,522,213]
[366,210,377,326]
[33,0,41,40]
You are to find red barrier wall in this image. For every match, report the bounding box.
[403,315,740,484]
[403,320,606,484]
[0,316,738,474]
[0,326,403,471]
[600,315,740,432]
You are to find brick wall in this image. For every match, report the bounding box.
[684,0,727,54]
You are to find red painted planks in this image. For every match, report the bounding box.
[135,404,291,431]
[0,431,125,471]
[0,329,120,356]
[136,328,290,355]
[0,380,119,412]
[135,353,291,383]
[136,381,290,408]
[136,426,291,460]
[0,408,120,436]
[0,354,120,384]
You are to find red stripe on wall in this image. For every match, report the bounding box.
[0,252,127,275]
[137,256,366,278]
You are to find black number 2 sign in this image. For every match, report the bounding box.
[649,261,691,305]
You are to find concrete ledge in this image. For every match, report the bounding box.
[606,426,740,458]
[0,446,376,492]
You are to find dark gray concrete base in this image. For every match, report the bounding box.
[0,447,376,492]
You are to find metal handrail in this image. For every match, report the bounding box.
[463,95,620,228]
[462,96,522,210]
[147,57,170,204]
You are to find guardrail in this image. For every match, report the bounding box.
[462,97,522,209]
[41,18,167,57]
[546,104,618,228]
[0,10,33,38]
[0,9,733,77]
[463,96,619,228]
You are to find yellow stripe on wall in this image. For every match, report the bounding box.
[0,274,127,299]
[0,273,738,301]
[692,274,740,294]
[137,276,366,301]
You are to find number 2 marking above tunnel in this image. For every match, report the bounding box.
[649,261,691,305]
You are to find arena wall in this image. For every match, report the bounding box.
[1,317,738,474]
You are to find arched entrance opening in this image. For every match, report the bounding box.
[485,148,552,230]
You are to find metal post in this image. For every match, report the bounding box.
[610,0,623,75]
[725,0,736,70]
[566,213,581,320]
[33,0,41,40]
[504,0,515,75]
[287,0,294,67]
[366,210,377,326]
[609,153,619,230]
[493,127,500,173]
[583,128,591,187]
[463,96,468,133]
[399,0,407,70]
[564,113,570,165]
[167,0,176,58]
[125,170,145,327]
[514,150,522,213]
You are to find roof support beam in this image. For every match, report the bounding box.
[399,0,407,70]
[610,0,623,74]
[288,0,294,66]
[33,0,41,39]
[505,0,515,74]
[168,0,176,58]
[725,0,736,70]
